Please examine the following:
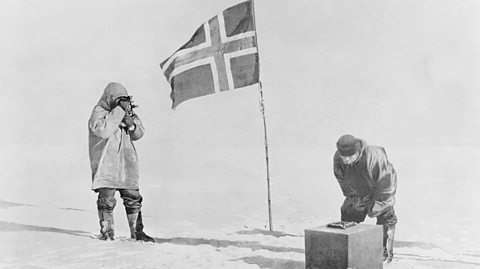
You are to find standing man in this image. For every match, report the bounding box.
[333,134,397,262]
[88,82,154,242]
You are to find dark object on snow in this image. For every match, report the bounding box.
[327,221,356,229]
[305,224,383,269]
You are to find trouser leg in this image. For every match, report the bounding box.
[376,207,397,262]
[126,212,139,238]
[119,189,142,238]
[382,224,396,262]
[120,189,154,242]
[97,188,117,240]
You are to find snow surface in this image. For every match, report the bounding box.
[1,147,480,269]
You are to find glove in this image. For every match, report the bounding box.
[122,114,136,131]
[368,201,388,218]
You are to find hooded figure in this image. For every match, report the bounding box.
[88,82,153,242]
[89,82,143,189]
[333,134,397,263]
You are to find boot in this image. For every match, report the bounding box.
[383,224,396,263]
[98,210,115,240]
[127,212,154,242]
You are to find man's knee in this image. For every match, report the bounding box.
[120,189,143,214]
[97,188,117,211]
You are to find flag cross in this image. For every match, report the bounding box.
[162,13,258,93]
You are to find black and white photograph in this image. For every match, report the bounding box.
[1,0,479,268]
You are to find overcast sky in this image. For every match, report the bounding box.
[0,0,479,210]
[1,0,479,145]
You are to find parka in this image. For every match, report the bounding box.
[88,82,144,191]
[333,139,397,217]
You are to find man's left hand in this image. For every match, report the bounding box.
[123,114,136,130]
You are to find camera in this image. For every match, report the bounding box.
[114,95,138,116]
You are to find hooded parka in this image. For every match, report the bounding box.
[88,82,144,191]
[333,139,397,218]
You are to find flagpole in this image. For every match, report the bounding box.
[259,82,273,232]
[251,0,273,232]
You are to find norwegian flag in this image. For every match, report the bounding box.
[160,0,259,109]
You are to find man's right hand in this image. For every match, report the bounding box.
[350,195,372,212]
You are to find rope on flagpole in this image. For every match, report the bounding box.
[251,0,273,232]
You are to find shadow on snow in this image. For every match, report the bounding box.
[2,220,479,268]
[154,236,304,254]
[0,221,96,238]
[235,228,303,238]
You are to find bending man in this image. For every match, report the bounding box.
[333,134,397,262]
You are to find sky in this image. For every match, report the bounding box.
[0,0,480,243]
